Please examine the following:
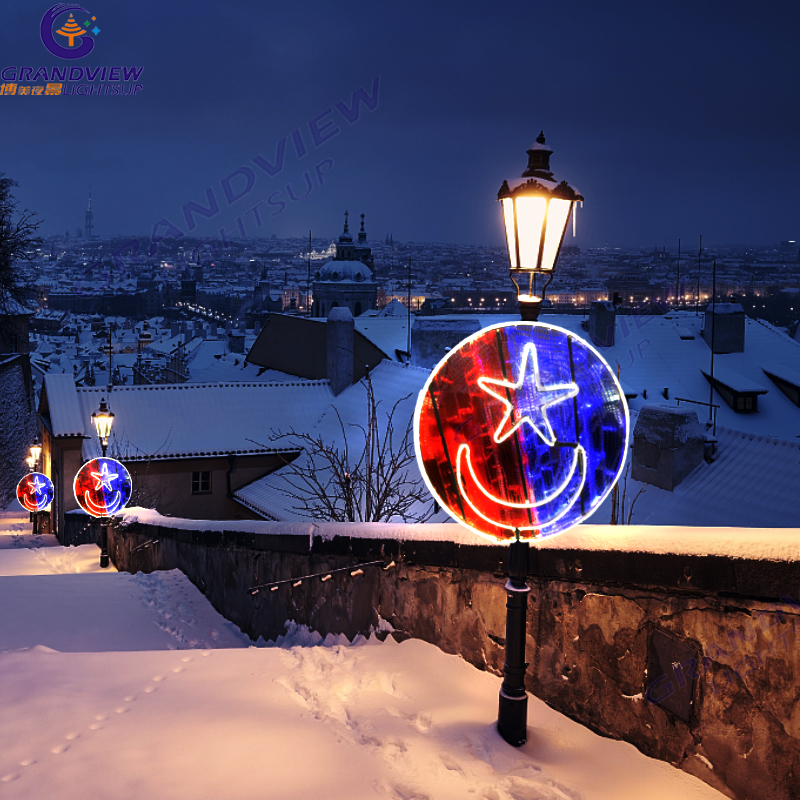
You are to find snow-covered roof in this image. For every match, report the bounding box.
[355,316,411,360]
[315,260,375,284]
[418,312,800,440]
[73,381,334,461]
[0,297,35,315]
[592,425,800,528]
[762,362,800,391]
[41,374,87,437]
[701,365,769,394]
[235,360,443,521]
[184,339,276,382]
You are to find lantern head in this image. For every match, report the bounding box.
[29,436,42,467]
[499,132,583,320]
[91,397,115,452]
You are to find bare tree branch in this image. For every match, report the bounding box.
[269,374,435,523]
[0,173,43,313]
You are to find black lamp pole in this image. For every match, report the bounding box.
[99,437,109,569]
[92,398,114,569]
[497,531,531,746]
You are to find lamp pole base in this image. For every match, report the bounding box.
[498,689,528,747]
[497,539,531,747]
[99,520,109,569]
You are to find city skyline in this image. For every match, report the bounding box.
[2,1,798,249]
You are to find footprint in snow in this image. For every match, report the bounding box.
[51,743,69,755]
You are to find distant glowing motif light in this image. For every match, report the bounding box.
[414,322,628,542]
[73,457,132,518]
[16,472,55,513]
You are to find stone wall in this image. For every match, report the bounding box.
[107,520,800,800]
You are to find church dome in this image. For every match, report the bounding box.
[315,259,374,283]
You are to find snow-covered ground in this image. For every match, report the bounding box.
[0,507,726,800]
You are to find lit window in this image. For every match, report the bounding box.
[192,471,211,494]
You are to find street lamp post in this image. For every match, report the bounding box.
[496,132,582,745]
[28,436,42,534]
[91,398,115,567]
[498,132,583,321]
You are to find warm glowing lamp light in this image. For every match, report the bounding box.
[29,436,42,467]
[499,132,583,320]
[91,397,115,456]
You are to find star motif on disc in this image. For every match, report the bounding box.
[29,476,45,497]
[91,461,118,491]
[477,341,578,447]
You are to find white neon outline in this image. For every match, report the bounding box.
[455,442,586,531]
[456,442,581,508]
[84,489,122,516]
[20,494,40,513]
[413,320,630,544]
[91,461,118,491]
[73,458,132,518]
[477,341,578,446]
[17,473,53,512]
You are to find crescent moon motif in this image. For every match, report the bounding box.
[21,495,40,513]
[456,443,587,532]
[84,489,121,517]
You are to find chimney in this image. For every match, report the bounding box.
[702,302,745,353]
[589,300,616,347]
[631,405,705,491]
[411,318,480,369]
[327,306,354,396]
[228,331,245,354]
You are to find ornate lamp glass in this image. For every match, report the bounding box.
[91,397,115,455]
[29,436,42,467]
[499,132,583,321]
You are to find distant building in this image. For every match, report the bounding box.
[38,375,335,535]
[312,212,377,318]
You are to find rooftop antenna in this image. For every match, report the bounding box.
[307,229,312,316]
[708,259,717,432]
[85,184,94,238]
[407,257,412,358]
[696,234,702,315]
[675,237,681,308]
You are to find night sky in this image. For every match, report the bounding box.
[2,1,798,248]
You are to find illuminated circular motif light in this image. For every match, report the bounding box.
[16,472,55,513]
[73,457,132,518]
[415,322,629,542]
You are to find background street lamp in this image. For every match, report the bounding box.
[29,436,42,469]
[91,398,115,567]
[498,132,583,321]
[28,436,42,534]
[91,397,115,458]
